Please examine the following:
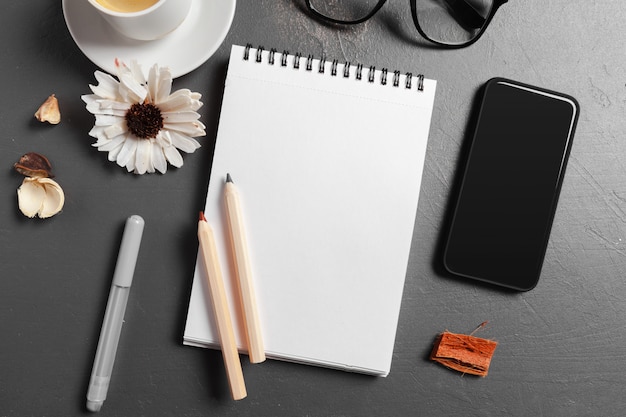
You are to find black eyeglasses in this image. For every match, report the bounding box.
[305,0,508,49]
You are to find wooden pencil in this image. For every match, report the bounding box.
[224,174,266,364]
[198,211,247,400]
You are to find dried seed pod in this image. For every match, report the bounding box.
[14,152,53,178]
[34,94,61,124]
[17,177,65,218]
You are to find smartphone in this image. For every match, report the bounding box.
[443,78,579,291]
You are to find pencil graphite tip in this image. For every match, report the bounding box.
[199,211,206,222]
[226,173,233,183]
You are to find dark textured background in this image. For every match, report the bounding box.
[2,1,626,416]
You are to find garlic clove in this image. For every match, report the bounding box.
[16,177,65,218]
[34,94,61,125]
[17,178,46,218]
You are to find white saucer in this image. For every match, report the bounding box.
[62,0,236,78]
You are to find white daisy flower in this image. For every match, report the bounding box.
[82,59,205,174]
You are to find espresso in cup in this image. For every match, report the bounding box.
[95,0,160,13]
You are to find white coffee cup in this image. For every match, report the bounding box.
[87,0,193,41]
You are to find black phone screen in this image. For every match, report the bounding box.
[443,78,579,291]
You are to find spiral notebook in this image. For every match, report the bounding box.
[184,44,436,376]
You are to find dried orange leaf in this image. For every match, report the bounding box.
[430,330,498,377]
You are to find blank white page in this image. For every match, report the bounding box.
[184,44,436,376]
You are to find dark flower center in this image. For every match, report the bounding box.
[125,102,164,139]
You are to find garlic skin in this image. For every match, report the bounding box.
[17,177,65,218]
[35,94,61,125]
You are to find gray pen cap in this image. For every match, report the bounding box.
[112,215,145,288]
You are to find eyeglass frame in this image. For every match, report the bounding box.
[304,0,509,49]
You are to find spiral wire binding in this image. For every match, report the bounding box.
[319,56,326,74]
[243,44,425,92]
[294,52,302,69]
[331,59,338,76]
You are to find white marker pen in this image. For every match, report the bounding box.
[86,215,144,412]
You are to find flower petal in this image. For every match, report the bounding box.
[90,84,117,100]
[148,64,173,104]
[158,94,194,112]
[107,141,124,161]
[129,60,147,87]
[156,68,173,103]
[134,139,152,175]
[169,130,201,153]
[82,94,97,105]
[104,122,127,139]
[97,134,126,152]
[95,114,123,127]
[163,145,183,167]
[89,125,106,139]
[163,120,206,137]
[162,111,201,124]
[159,89,203,112]
[116,134,138,168]
[92,137,111,148]
[85,101,106,116]
[86,99,130,117]
[125,158,136,173]
[160,131,183,167]
[118,64,148,104]
[94,71,121,99]
[151,143,167,174]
